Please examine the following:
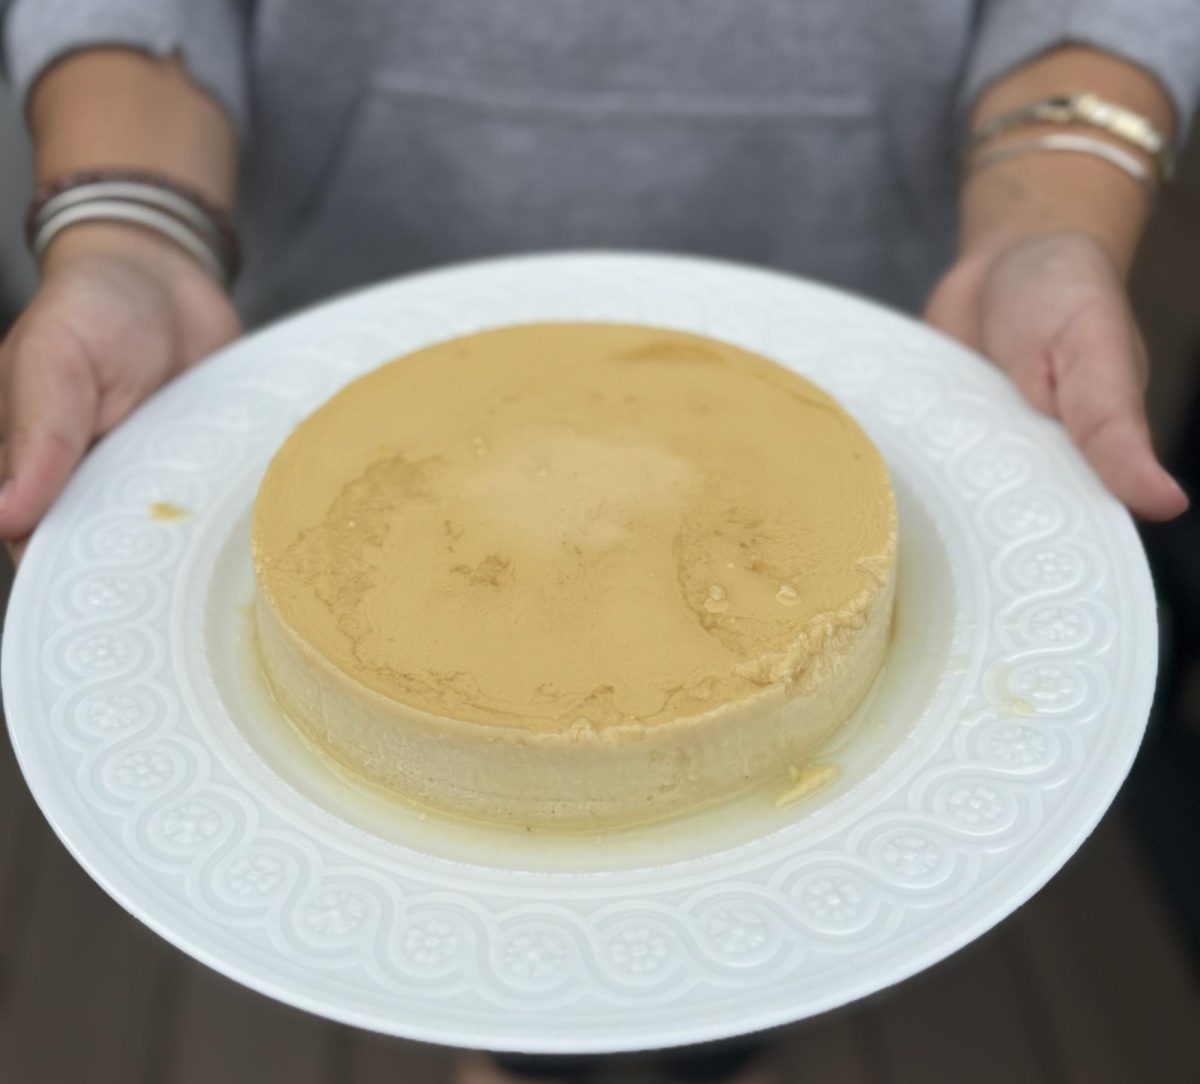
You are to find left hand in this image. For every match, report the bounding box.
[925,227,1188,522]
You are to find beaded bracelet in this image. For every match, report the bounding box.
[25,168,240,285]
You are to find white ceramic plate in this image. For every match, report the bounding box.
[2,252,1155,1053]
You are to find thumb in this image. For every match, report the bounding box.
[1051,300,1187,522]
[0,326,99,539]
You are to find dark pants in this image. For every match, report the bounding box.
[491,1035,766,1081]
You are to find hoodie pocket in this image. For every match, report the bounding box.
[262,70,894,314]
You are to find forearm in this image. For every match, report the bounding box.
[28,46,237,207]
[960,45,1175,274]
[0,48,244,547]
[928,44,1188,523]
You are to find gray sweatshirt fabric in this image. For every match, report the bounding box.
[4,1,1199,324]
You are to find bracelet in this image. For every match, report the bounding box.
[32,200,229,282]
[964,131,1157,197]
[965,91,1173,183]
[25,168,240,285]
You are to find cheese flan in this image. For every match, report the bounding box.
[251,322,896,828]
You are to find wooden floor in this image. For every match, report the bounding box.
[1,541,1198,1083]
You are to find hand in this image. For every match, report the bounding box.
[925,228,1188,522]
[0,223,242,557]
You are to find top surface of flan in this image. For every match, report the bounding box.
[251,322,896,732]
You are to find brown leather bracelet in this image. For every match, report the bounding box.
[24,167,241,282]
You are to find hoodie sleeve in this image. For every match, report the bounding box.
[960,0,1200,144]
[1,0,250,141]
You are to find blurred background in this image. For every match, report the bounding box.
[1,76,1199,1083]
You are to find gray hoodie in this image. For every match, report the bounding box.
[4,1,1199,323]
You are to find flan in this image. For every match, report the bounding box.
[251,322,896,828]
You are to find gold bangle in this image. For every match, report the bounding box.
[965,91,1173,182]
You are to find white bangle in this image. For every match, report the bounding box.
[32,180,228,256]
[32,199,228,283]
[26,169,240,283]
[963,131,1157,197]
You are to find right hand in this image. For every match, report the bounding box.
[0,223,242,557]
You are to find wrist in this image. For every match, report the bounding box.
[968,46,1175,144]
[959,45,1173,277]
[40,220,225,292]
[37,219,242,365]
[958,148,1146,275]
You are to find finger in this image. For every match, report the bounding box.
[0,431,25,566]
[0,324,99,539]
[1051,300,1188,522]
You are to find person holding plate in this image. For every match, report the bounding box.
[1,2,1197,1082]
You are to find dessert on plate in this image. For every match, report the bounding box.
[251,322,896,828]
